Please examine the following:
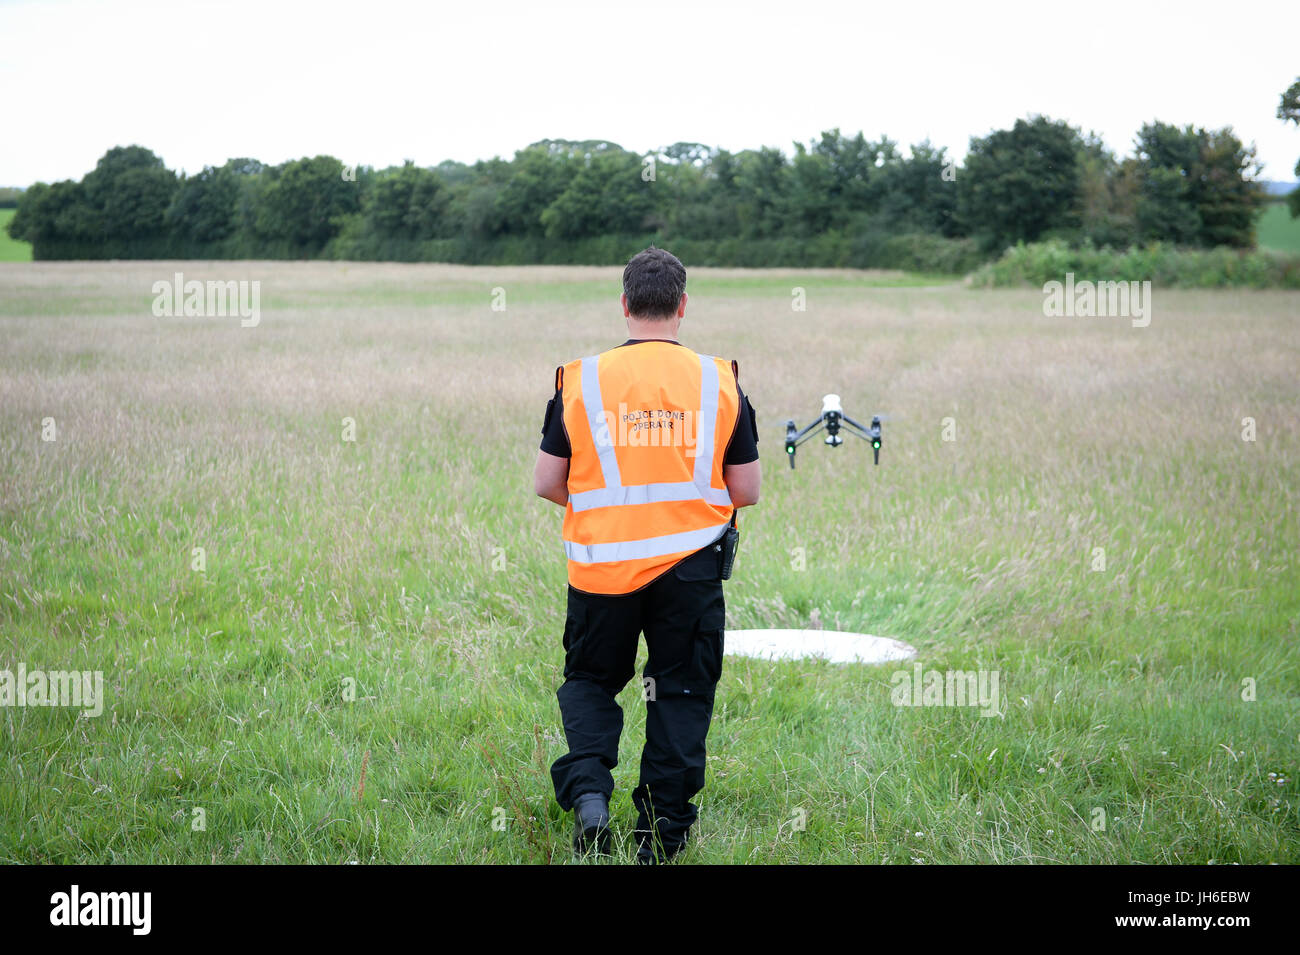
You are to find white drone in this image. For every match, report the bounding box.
[783,394,883,468]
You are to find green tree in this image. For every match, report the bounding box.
[367,161,448,241]
[732,147,792,239]
[958,116,1084,250]
[1134,122,1263,247]
[1076,137,1137,247]
[6,182,47,243]
[812,129,894,223]
[447,157,511,241]
[789,142,835,236]
[78,145,178,240]
[1135,166,1200,244]
[167,161,251,244]
[8,180,100,250]
[540,150,653,240]
[496,147,571,236]
[255,155,360,249]
[670,148,740,240]
[648,144,713,237]
[876,140,960,236]
[1279,77,1300,218]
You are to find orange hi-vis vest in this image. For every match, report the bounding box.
[559,341,741,595]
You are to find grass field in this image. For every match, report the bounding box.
[0,210,32,263]
[1257,201,1300,253]
[1,261,1296,864]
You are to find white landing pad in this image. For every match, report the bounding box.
[724,629,917,665]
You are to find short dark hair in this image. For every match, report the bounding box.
[622,247,686,319]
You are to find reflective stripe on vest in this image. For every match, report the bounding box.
[568,352,733,518]
[564,520,731,565]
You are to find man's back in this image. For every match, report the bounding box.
[557,341,740,595]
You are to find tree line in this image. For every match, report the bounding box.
[6,116,1270,270]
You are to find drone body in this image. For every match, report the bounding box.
[784,394,882,468]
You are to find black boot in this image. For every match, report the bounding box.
[573,793,612,857]
[635,836,681,865]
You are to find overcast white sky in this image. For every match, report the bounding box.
[1,0,1296,187]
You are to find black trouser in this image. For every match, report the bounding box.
[550,543,725,857]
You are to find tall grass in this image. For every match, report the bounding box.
[0,262,1296,863]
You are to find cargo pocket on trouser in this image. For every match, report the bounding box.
[689,607,725,701]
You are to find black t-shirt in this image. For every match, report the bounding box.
[539,339,759,464]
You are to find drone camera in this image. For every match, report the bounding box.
[820,393,843,445]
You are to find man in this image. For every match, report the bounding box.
[534,246,761,864]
